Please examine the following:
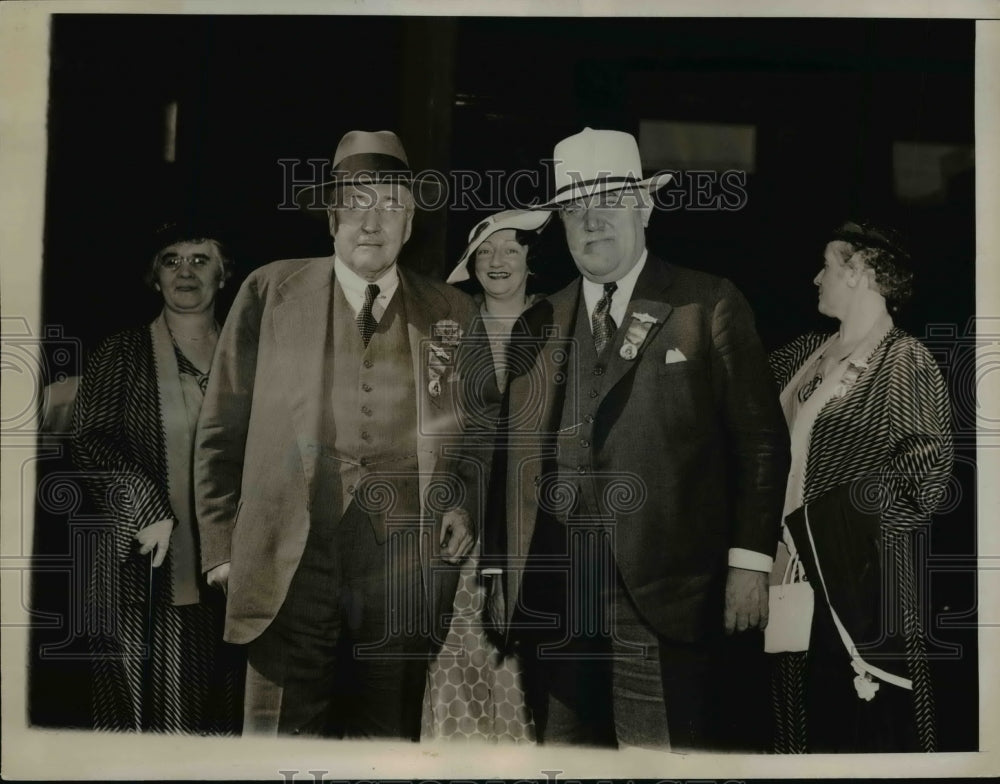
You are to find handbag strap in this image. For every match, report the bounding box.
[803,505,912,690]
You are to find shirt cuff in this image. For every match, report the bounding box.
[480,567,502,575]
[728,547,773,573]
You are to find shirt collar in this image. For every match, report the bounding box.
[581,248,648,318]
[333,256,400,300]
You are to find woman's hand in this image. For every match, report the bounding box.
[134,519,174,567]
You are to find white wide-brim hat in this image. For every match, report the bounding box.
[445,209,551,284]
[537,127,673,209]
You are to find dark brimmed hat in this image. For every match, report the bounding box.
[294,130,442,213]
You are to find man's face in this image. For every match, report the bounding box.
[560,190,651,283]
[329,183,414,281]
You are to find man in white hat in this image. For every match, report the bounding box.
[487,128,789,749]
[194,130,483,738]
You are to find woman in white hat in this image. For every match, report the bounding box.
[445,209,551,392]
[423,209,549,743]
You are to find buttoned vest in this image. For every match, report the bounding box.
[554,292,618,520]
[329,282,419,540]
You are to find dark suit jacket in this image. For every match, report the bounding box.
[495,254,789,643]
[194,256,480,645]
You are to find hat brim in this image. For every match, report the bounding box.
[534,172,674,210]
[295,175,444,215]
[446,212,551,285]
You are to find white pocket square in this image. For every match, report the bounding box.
[664,348,687,364]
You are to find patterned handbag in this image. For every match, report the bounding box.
[765,549,814,654]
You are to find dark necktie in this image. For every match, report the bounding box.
[357,283,380,347]
[591,281,618,356]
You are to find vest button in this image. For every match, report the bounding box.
[347,484,356,495]
[577,465,587,474]
[361,405,372,416]
[361,431,371,441]
[580,439,590,448]
[364,359,374,369]
[589,390,598,399]
[362,383,372,392]
[584,414,595,423]
[593,366,605,376]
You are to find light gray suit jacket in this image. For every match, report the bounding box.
[194,256,482,644]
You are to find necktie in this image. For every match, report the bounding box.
[591,281,618,356]
[357,283,380,347]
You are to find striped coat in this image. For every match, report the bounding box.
[769,327,953,752]
[71,319,239,733]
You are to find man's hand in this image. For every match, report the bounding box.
[439,508,475,564]
[724,566,769,634]
[206,562,231,595]
[134,519,173,568]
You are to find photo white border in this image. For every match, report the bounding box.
[2,1,997,779]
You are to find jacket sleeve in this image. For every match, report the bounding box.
[711,279,791,558]
[194,272,264,572]
[877,339,954,531]
[71,331,174,562]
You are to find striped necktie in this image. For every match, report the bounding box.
[357,283,380,347]
[591,281,618,356]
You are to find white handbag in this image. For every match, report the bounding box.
[764,548,814,654]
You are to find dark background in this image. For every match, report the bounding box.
[32,14,978,750]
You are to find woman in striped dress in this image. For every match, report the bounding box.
[767,220,953,752]
[72,220,242,733]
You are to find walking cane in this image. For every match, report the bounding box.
[140,551,156,731]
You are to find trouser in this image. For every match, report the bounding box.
[514,505,718,750]
[243,501,427,738]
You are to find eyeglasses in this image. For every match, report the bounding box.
[158,253,214,270]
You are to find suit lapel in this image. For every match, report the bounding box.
[598,255,675,397]
[398,267,452,511]
[272,258,335,505]
[504,280,579,622]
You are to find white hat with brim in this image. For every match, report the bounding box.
[536,127,673,209]
[446,209,551,285]
[294,129,443,214]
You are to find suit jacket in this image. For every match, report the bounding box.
[194,256,480,645]
[495,254,790,643]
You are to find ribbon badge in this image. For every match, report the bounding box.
[619,312,658,361]
[832,357,869,400]
[427,319,463,398]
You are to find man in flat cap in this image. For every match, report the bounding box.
[486,128,789,749]
[195,130,481,738]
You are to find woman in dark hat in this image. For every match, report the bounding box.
[767,220,953,752]
[71,218,242,733]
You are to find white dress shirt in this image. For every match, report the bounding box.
[581,248,771,574]
[333,256,399,322]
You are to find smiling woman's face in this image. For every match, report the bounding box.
[473,228,530,303]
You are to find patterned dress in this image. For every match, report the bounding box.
[421,297,539,743]
[71,316,241,733]
[768,326,953,753]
